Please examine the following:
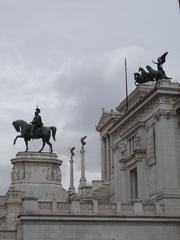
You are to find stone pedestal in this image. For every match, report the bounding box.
[9,152,67,201]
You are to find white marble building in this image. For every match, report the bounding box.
[1,79,180,240]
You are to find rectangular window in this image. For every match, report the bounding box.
[130,167,138,201]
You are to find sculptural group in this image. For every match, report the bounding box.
[134,52,169,85]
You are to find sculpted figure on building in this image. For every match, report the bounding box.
[134,52,169,85]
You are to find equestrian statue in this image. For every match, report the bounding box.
[12,107,57,153]
[134,52,169,86]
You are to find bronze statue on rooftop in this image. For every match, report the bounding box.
[134,52,169,85]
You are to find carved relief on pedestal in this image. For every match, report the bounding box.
[46,167,53,180]
[11,167,25,181]
[11,167,18,181]
[46,167,61,182]
[53,168,61,182]
[19,168,25,180]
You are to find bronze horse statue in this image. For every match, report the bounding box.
[134,67,154,86]
[12,120,56,153]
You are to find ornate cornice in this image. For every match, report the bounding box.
[111,96,160,139]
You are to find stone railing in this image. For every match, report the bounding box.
[22,198,165,216]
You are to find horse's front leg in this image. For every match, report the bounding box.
[13,135,23,145]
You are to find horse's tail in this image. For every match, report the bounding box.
[50,126,57,141]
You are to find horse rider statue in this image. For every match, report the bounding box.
[30,106,43,138]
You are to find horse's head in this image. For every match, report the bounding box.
[12,121,20,132]
[146,65,151,71]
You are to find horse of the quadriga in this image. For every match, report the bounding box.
[12,120,56,153]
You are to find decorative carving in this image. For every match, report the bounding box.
[161,96,177,104]
[98,203,117,214]
[135,134,142,147]
[53,168,61,182]
[119,141,127,156]
[39,201,52,211]
[80,203,93,214]
[57,202,71,214]
[19,168,25,180]
[153,110,176,121]
[11,168,19,181]
[113,96,159,143]
[46,168,53,180]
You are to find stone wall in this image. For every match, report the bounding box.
[20,216,180,240]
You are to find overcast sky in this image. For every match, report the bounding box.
[0,0,179,194]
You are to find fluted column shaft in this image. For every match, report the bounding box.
[79,147,87,187]
[69,157,75,193]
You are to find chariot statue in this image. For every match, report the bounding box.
[12,107,57,153]
[134,52,169,85]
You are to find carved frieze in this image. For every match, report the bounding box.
[160,96,177,104]
[153,110,176,121]
[111,97,159,144]
[11,167,25,181]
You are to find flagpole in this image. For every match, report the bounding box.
[125,57,128,111]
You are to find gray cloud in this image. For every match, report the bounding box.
[0,0,179,193]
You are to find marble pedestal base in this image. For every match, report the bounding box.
[9,152,67,201]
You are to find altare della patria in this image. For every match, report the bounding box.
[0,52,180,240]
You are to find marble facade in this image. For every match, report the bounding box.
[0,79,180,239]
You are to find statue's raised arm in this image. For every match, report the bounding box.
[152,52,168,79]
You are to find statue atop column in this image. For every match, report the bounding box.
[80,136,87,149]
[70,147,75,158]
[79,136,87,188]
[69,147,76,196]
[134,52,169,85]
